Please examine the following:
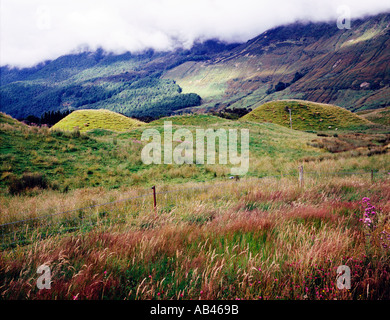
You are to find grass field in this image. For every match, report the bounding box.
[149,114,231,126]
[0,107,389,300]
[1,174,390,299]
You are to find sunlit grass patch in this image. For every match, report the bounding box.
[51,109,145,133]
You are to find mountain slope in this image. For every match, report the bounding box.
[357,106,390,126]
[0,51,202,120]
[0,14,389,120]
[164,13,390,112]
[0,40,239,120]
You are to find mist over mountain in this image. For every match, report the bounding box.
[2,0,390,68]
[0,12,389,120]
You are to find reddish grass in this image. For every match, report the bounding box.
[1,177,389,300]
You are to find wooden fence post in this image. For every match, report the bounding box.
[298,165,304,188]
[371,169,374,184]
[152,186,157,214]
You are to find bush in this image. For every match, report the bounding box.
[213,107,252,120]
[8,173,49,195]
[51,129,64,137]
[275,81,290,92]
[71,127,80,138]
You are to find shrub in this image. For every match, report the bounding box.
[71,127,81,138]
[275,81,290,92]
[8,173,49,195]
[51,129,64,137]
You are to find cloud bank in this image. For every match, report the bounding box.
[1,0,390,67]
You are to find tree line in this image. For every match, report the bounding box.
[22,110,72,126]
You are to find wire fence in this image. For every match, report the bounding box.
[1,169,388,251]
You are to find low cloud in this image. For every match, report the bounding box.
[1,0,389,67]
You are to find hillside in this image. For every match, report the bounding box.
[0,110,327,193]
[241,100,372,131]
[51,109,145,132]
[357,107,390,126]
[164,13,390,112]
[2,109,389,196]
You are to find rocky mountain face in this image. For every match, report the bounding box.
[164,13,390,112]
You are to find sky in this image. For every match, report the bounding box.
[1,0,390,67]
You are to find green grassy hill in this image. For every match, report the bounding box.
[0,110,324,194]
[241,100,371,131]
[51,109,145,132]
[1,109,388,195]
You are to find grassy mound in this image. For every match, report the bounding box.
[241,100,371,131]
[149,114,230,126]
[51,109,145,132]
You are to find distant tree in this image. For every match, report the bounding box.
[275,81,289,92]
[292,71,304,83]
[25,115,40,125]
[39,110,72,126]
[214,108,252,120]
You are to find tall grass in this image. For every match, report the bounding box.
[1,174,389,300]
